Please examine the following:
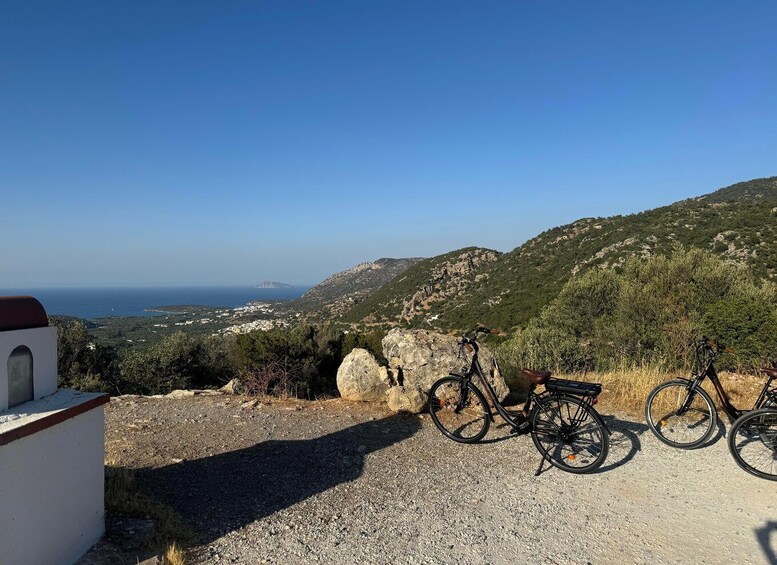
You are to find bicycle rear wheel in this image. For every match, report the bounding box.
[645,379,717,449]
[728,408,777,481]
[530,394,609,474]
[428,376,490,443]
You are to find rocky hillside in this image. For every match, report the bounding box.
[287,258,421,319]
[341,247,500,327]
[341,176,777,332]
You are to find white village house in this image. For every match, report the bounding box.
[0,296,108,565]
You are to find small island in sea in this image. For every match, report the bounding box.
[257,281,294,289]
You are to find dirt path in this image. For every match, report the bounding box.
[103,395,776,564]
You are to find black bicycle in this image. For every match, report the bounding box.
[428,327,609,475]
[728,405,777,481]
[645,338,777,450]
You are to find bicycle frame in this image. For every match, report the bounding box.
[456,343,603,433]
[455,351,536,429]
[686,346,777,422]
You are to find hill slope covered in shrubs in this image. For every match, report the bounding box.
[342,176,777,332]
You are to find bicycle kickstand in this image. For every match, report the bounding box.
[534,455,548,477]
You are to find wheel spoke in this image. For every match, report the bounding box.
[429,377,489,442]
[730,409,777,481]
[531,395,608,473]
[647,382,715,448]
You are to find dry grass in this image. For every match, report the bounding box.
[553,368,766,416]
[164,542,186,565]
[105,457,189,558]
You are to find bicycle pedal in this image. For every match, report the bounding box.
[511,422,531,435]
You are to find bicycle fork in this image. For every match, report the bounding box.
[678,382,700,416]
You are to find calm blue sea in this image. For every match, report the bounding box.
[0,287,307,319]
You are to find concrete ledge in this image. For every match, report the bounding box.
[0,389,109,447]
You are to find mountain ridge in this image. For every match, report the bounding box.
[337,176,777,332]
[284,257,423,319]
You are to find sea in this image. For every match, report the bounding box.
[0,287,308,320]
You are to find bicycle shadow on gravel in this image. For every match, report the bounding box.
[756,521,777,565]
[703,417,727,448]
[594,416,649,473]
[136,414,420,546]
[486,415,649,474]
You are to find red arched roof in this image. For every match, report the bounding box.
[0,296,49,332]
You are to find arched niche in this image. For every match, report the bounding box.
[8,345,34,408]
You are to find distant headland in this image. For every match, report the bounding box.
[256,281,294,289]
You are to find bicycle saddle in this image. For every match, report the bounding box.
[761,367,777,378]
[522,369,551,385]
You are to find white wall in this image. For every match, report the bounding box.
[0,405,105,565]
[0,326,58,410]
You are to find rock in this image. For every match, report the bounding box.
[336,348,391,402]
[166,389,195,398]
[387,386,427,414]
[220,379,242,395]
[241,399,263,410]
[382,329,509,402]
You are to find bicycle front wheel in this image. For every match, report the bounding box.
[728,408,777,481]
[428,376,490,443]
[530,394,609,474]
[645,380,717,449]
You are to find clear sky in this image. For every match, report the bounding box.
[1,1,776,287]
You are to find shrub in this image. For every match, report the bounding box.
[117,333,229,395]
[54,318,118,392]
[499,248,777,373]
[55,320,389,398]
[231,325,347,399]
[703,296,777,370]
[341,329,386,364]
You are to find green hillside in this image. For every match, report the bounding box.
[342,176,777,332]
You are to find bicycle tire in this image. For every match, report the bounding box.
[428,375,490,443]
[530,394,609,474]
[728,408,777,481]
[645,379,717,449]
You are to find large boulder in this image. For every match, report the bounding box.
[336,348,391,401]
[382,329,509,402]
[386,386,427,414]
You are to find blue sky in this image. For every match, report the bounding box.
[1,1,776,287]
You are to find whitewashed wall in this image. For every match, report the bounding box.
[0,405,105,565]
[0,326,58,410]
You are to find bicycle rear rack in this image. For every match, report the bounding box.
[545,378,602,397]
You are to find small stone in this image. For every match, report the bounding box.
[167,389,195,398]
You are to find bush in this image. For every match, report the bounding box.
[231,324,358,399]
[499,248,777,373]
[55,319,388,398]
[703,297,777,370]
[54,318,118,392]
[341,329,386,364]
[117,332,232,395]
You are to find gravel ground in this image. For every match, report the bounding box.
[102,394,776,564]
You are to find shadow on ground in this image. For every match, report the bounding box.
[597,416,649,473]
[756,521,777,565]
[137,414,420,545]
[481,413,649,474]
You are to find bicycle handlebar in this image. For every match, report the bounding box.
[464,326,491,339]
[697,337,726,355]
